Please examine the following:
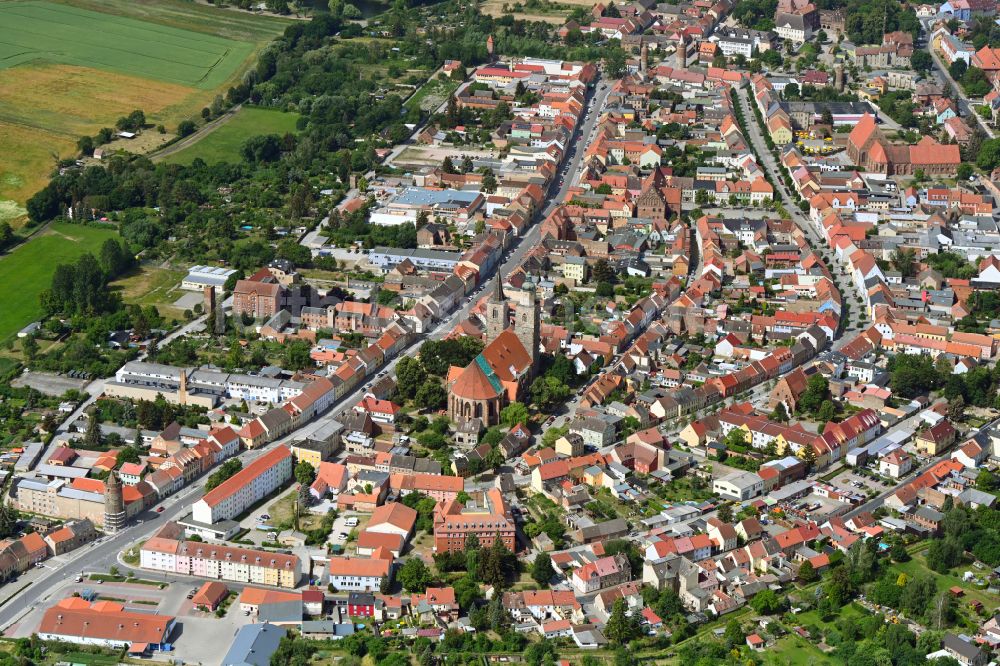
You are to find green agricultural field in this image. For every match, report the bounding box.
[163,107,301,165]
[0,0,290,204]
[0,222,117,341]
[49,0,295,43]
[0,1,252,88]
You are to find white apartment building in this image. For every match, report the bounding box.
[713,471,765,501]
[207,426,241,460]
[327,556,393,592]
[192,445,293,524]
[111,362,307,405]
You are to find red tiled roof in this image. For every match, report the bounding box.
[39,598,174,644]
[326,556,392,578]
[200,446,291,508]
[368,502,417,532]
[356,530,405,552]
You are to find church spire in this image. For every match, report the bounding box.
[484,277,509,343]
[490,276,505,303]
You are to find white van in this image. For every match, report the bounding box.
[344,517,359,527]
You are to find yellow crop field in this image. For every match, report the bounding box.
[0,63,200,138]
[0,121,75,204]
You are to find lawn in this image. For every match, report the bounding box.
[162,107,301,165]
[51,652,123,666]
[792,601,868,635]
[88,573,165,587]
[266,489,326,533]
[890,553,997,615]
[0,200,27,228]
[0,222,117,341]
[761,635,837,666]
[481,0,578,23]
[109,265,186,316]
[404,76,460,114]
[51,0,294,43]
[652,476,714,503]
[0,120,77,205]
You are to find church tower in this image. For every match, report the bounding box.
[484,277,509,342]
[104,472,125,533]
[514,286,540,371]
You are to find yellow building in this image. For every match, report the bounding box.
[768,111,794,145]
[290,439,332,469]
[555,433,584,457]
[561,257,588,283]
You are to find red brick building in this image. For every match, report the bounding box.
[232,279,281,319]
[433,488,515,553]
[847,113,960,176]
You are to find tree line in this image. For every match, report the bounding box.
[40,238,133,317]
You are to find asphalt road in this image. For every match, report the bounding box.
[0,478,206,630]
[922,20,995,139]
[844,414,1000,520]
[423,78,615,330]
[733,86,869,334]
[35,307,219,475]
[0,77,615,634]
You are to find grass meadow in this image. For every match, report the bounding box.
[0,222,117,341]
[0,1,252,88]
[162,107,300,165]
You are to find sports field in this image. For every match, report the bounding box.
[162,107,301,165]
[0,222,117,341]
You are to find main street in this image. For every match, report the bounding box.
[446,78,616,327]
[0,76,615,633]
[733,86,869,335]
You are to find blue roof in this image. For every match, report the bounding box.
[222,623,286,666]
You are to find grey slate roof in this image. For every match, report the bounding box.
[222,623,287,666]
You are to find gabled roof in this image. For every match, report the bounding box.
[39,598,174,645]
[368,502,417,533]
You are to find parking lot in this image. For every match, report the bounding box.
[237,485,301,546]
[164,590,249,665]
[329,512,366,551]
[11,370,89,396]
[829,468,897,497]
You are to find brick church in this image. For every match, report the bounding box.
[446,279,539,426]
[846,113,961,177]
